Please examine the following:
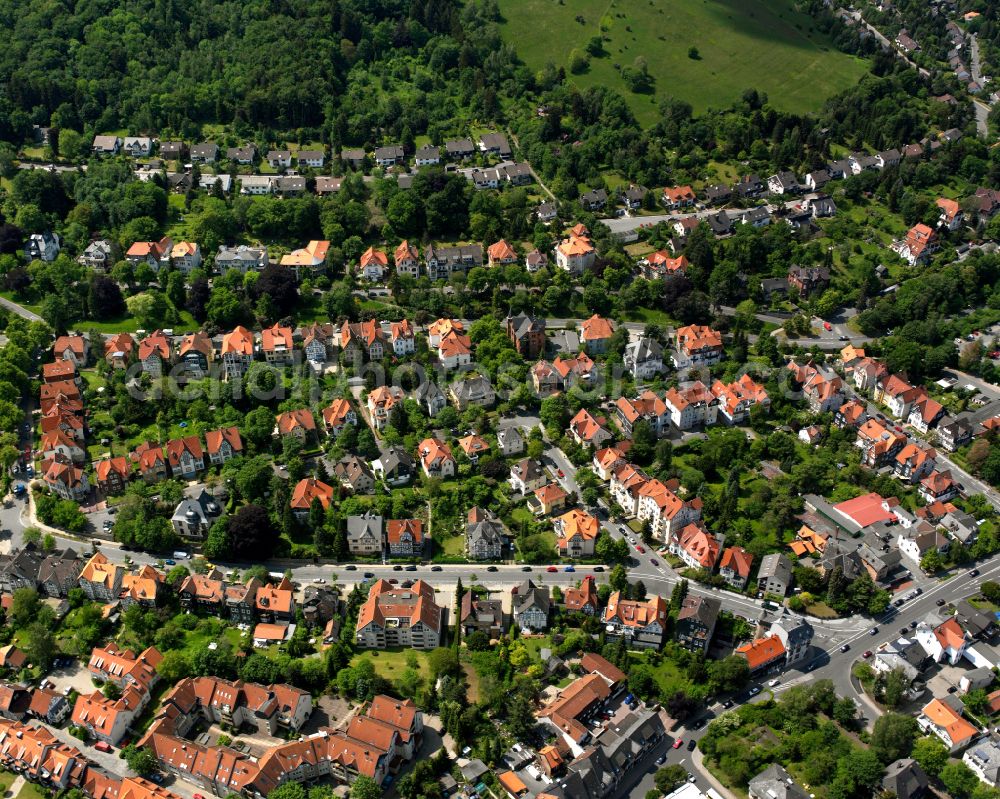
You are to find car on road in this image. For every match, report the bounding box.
[839,335,849,341]
[650,558,658,566]
[970,569,980,577]
[556,469,564,478]
[655,755,666,766]
[392,564,403,571]
[869,627,878,635]
[722,699,733,709]
[823,321,832,331]
[672,738,683,749]
[401,580,414,588]
[94,741,113,753]
[388,578,398,584]
[636,545,645,553]
[894,598,904,606]
[164,559,175,566]
[405,564,417,571]
[487,566,498,572]
[748,686,761,696]
[344,564,356,570]
[936,598,945,606]
[687,740,697,751]
[547,566,558,572]
[521,566,532,571]
[593,566,604,572]
[768,679,780,688]
[862,650,872,658]
[840,644,850,653]
[430,565,442,571]
[900,627,909,636]
[363,572,374,578]
[909,620,917,629]
[564,565,575,572]
[193,794,205,799]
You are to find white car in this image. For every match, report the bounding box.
[312,578,326,584]
[768,679,780,688]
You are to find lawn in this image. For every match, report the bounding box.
[0,770,15,794]
[14,781,47,799]
[498,0,869,122]
[351,648,429,682]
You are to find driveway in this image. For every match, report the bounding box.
[46,659,95,698]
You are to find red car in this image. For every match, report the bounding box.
[94,741,112,753]
[556,469,564,478]
[862,650,872,658]
[823,321,832,331]
[547,566,558,572]
[636,545,646,554]
[672,738,683,749]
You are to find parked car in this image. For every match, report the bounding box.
[687,740,696,751]
[94,741,112,753]
[936,598,945,606]
[345,564,357,571]
[430,565,442,571]
[405,564,417,571]
[840,644,850,653]
[547,566,558,572]
[564,565,575,572]
[593,565,604,572]
[869,627,878,635]
[748,686,761,696]
[672,738,683,749]
[486,565,498,572]
[970,569,980,577]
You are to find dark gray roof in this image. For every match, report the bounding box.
[749,764,810,799]
[346,513,383,542]
[882,759,928,799]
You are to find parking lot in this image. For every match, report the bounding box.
[44,657,95,698]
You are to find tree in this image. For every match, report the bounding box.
[871,713,918,763]
[126,291,169,328]
[881,666,910,709]
[267,783,307,799]
[348,775,381,799]
[23,622,56,669]
[631,419,656,463]
[253,264,299,319]
[228,504,274,560]
[87,275,126,319]
[10,587,41,628]
[122,745,160,777]
[911,736,949,777]
[609,564,629,594]
[939,762,980,799]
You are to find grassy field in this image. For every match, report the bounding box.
[351,649,429,681]
[498,0,869,122]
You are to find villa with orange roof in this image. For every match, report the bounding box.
[88,643,163,692]
[177,331,212,377]
[664,381,720,430]
[918,697,978,752]
[674,324,723,368]
[671,522,722,570]
[532,483,569,516]
[894,443,936,483]
[42,358,78,385]
[138,330,172,377]
[564,576,600,616]
[205,427,243,465]
[908,394,946,433]
[170,241,202,272]
[615,390,671,437]
[356,579,443,650]
[256,578,296,623]
[568,408,612,448]
[892,223,938,265]
[640,250,688,280]
[42,459,89,501]
[274,408,317,445]
[279,240,329,279]
[394,240,420,277]
[719,546,754,589]
[579,314,615,354]
[437,328,473,369]
[322,398,357,436]
[94,456,133,496]
[220,326,254,379]
[72,684,148,744]
[552,352,599,389]
[538,672,613,752]
[126,237,172,270]
[41,429,85,464]
[788,361,845,413]
[936,197,963,231]
[162,435,204,479]
[386,519,424,557]
[120,565,163,608]
[856,418,907,467]
[457,433,490,464]
[635,478,702,541]
[389,318,415,355]
[736,635,786,674]
[602,592,668,649]
[341,319,384,361]
[104,332,136,369]
[592,445,628,481]
[916,615,971,665]
[417,437,455,479]
[426,318,464,348]
[554,232,596,274]
[260,324,294,366]
[366,385,405,430]
[290,478,335,519]
[359,246,389,281]
[836,399,868,429]
[610,462,652,516]
[920,469,959,503]
[78,552,125,602]
[662,185,696,209]
[554,508,600,558]
[711,375,770,424]
[487,239,518,267]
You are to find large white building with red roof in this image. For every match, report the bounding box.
[355,579,443,649]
